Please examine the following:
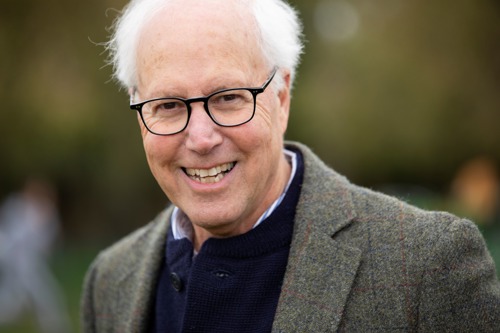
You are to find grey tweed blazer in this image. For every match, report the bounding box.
[82,141,500,332]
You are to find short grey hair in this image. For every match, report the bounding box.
[106,0,304,91]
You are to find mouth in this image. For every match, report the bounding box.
[183,162,236,184]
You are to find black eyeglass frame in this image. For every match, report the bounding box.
[130,67,278,136]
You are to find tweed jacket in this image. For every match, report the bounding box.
[82,141,500,332]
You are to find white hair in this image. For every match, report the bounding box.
[106,0,304,90]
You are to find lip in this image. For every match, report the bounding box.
[181,161,237,188]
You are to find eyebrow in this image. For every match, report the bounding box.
[140,79,253,101]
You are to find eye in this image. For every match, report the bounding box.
[145,99,186,117]
[221,93,240,102]
[210,90,251,107]
[215,92,244,104]
[156,100,184,111]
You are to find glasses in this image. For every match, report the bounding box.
[130,68,278,136]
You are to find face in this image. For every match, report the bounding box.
[134,1,292,245]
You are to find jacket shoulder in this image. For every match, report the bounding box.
[88,208,170,282]
[349,183,459,229]
[81,209,171,332]
[341,185,500,330]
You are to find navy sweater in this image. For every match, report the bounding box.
[150,150,303,333]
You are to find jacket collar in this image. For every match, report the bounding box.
[120,208,173,332]
[273,141,361,332]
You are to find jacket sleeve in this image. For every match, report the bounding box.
[418,218,500,331]
[81,257,99,333]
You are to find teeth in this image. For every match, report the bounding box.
[207,167,218,177]
[185,162,235,183]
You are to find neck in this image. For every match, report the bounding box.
[192,154,292,252]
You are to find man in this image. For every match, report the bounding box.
[82,0,500,332]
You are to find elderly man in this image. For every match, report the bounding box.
[81,0,500,332]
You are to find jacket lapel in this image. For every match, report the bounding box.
[119,208,172,332]
[273,142,362,332]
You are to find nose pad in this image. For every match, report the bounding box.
[185,102,223,154]
[187,101,214,128]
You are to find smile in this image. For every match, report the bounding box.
[183,162,236,184]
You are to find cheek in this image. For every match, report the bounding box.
[141,136,182,197]
[238,111,273,147]
[142,138,163,179]
[254,97,287,141]
[142,134,174,172]
[233,108,285,163]
[255,98,280,129]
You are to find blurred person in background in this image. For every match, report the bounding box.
[82,0,500,332]
[450,156,500,226]
[0,178,71,333]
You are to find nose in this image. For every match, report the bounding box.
[184,102,223,154]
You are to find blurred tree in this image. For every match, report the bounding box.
[288,0,500,190]
[0,0,498,241]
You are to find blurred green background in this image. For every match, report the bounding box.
[0,0,499,331]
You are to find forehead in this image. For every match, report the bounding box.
[135,0,266,94]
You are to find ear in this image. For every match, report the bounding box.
[277,70,291,135]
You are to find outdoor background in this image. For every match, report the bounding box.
[1,0,499,331]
